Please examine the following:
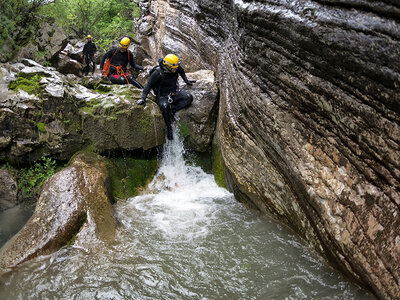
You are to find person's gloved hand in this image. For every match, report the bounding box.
[137,65,144,71]
[186,80,197,86]
[136,99,146,107]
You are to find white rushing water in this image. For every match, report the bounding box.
[0,124,375,299]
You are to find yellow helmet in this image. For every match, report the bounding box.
[163,54,180,68]
[120,37,130,48]
[87,35,92,39]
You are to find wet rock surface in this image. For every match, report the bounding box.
[0,153,116,273]
[0,59,165,164]
[177,70,219,152]
[0,169,18,211]
[138,0,400,298]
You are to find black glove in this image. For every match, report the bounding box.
[136,99,146,106]
[136,65,144,71]
[186,80,196,86]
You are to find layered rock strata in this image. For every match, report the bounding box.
[138,0,400,298]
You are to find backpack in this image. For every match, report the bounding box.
[148,66,165,97]
[149,65,164,78]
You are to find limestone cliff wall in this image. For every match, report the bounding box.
[138,0,400,298]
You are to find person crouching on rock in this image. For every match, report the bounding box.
[136,54,196,140]
[100,37,144,88]
[82,35,97,76]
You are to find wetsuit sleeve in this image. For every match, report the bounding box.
[128,51,143,70]
[100,48,113,70]
[94,43,97,54]
[178,67,192,84]
[141,71,161,101]
[82,43,88,55]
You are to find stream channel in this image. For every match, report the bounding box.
[0,125,375,299]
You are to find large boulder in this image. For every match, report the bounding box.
[0,153,115,273]
[177,70,219,152]
[138,0,400,298]
[0,59,165,165]
[17,20,68,64]
[54,43,84,76]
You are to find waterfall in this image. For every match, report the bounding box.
[0,123,374,299]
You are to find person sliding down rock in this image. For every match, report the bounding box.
[82,35,97,75]
[136,54,196,140]
[100,37,144,88]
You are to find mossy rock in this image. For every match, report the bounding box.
[212,142,226,188]
[178,121,190,139]
[184,150,212,174]
[7,73,45,96]
[105,156,158,199]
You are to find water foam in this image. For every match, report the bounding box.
[127,123,231,240]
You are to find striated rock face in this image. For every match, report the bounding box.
[0,153,115,273]
[138,0,400,298]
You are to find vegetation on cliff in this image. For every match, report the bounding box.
[41,0,140,49]
[0,0,140,61]
[0,0,46,61]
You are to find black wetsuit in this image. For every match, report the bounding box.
[100,47,143,88]
[141,59,194,139]
[82,41,97,74]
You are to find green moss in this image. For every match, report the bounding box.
[117,88,142,100]
[36,122,46,132]
[94,82,112,94]
[106,156,158,199]
[212,142,226,188]
[68,144,100,166]
[184,150,212,174]
[178,121,190,139]
[79,98,103,117]
[138,111,154,134]
[7,74,44,96]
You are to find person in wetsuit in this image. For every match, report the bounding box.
[136,54,196,140]
[100,37,144,88]
[82,35,97,75]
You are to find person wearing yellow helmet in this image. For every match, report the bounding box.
[82,35,97,75]
[99,36,144,88]
[137,54,196,140]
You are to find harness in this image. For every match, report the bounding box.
[102,49,131,78]
[151,66,179,103]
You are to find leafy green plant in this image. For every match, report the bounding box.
[18,156,57,200]
[40,0,140,48]
[36,122,46,132]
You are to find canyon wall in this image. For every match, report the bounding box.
[137,0,400,298]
